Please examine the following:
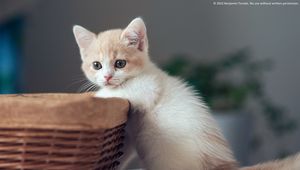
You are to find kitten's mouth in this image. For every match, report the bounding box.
[104,80,112,85]
[105,82,113,86]
[104,81,118,87]
[103,80,126,88]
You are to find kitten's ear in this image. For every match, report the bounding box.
[73,25,96,49]
[121,17,148,52]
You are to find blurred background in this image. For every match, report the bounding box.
[0,0,299,168]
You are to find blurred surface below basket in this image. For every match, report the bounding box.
[0,93,129,170]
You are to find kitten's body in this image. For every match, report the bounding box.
[96,62,237,170]
[73,18,300,170]
[241,153,300,170]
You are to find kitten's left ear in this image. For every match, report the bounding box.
[73,25,96,49]
[121,17,148,52]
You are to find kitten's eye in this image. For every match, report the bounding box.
[92,61,102,70]
[115,60,127,68]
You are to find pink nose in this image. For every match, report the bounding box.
[104,75,112,81]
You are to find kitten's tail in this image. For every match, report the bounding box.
[240,153,300,170]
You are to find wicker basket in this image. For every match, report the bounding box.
[0,93,129,170]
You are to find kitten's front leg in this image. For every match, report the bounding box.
[124,76,161,111]
[95,89,137,169]
[95,88,124,98]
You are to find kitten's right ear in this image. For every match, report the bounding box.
[121,18,148,52]
[73,25,96,49]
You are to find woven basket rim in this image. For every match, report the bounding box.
[0,93,129,130]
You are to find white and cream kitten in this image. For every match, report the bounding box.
[73,18,237,170]
[73,17,300,170]
[73,18,237,169]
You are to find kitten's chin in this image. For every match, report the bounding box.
[103,83,119,88]
[99,81,122,89]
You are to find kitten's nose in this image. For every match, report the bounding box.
[104,75,112,81]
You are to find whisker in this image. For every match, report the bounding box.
[65,73,90,91]
[68,79,88,87]
[83,82,99,93]
[86,84,96,92]
[90,84,99,91]
[78,81,93,93]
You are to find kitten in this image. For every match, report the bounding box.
[73,17,237,170]
[73,18,300,170]
[241,153,300,170]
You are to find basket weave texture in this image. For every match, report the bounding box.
[0,93,129,170]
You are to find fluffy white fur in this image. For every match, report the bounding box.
[96,62,237,170]
[74,17,300,170]
[73,18,237,170]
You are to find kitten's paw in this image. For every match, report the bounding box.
[95,91,113,98]
[95,89,124,98]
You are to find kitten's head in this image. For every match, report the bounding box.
[73,18,149,88]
